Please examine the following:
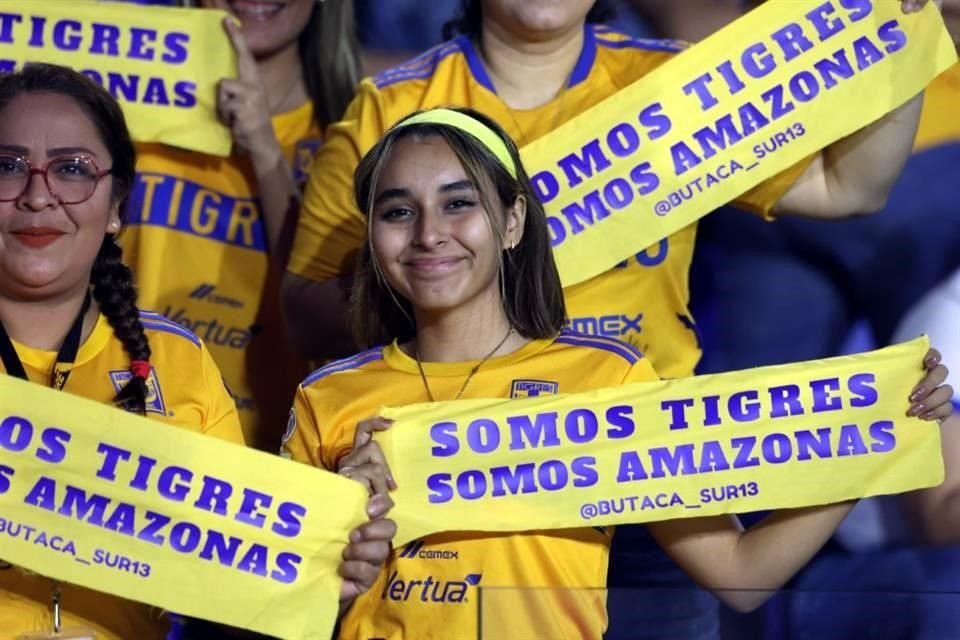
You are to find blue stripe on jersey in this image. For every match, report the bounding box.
[460,26,600,94]
[952,398,960,414]
[139,311,202,348]
[374,41,464,89]
[302,348,385,387]
[594,35,685,53]
[555,331,642,364]
[375,41,460,80]
[458,35,497,93]
[568,24,598,88]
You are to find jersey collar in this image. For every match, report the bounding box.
[457,23,598,96]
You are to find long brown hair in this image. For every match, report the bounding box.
[351,108,566,348]
[301,0,361,129]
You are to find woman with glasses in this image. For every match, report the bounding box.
[0,63,393,640]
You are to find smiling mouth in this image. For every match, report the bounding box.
[11,229,65,249]
[405,257,466,273]
[227,0,286,21]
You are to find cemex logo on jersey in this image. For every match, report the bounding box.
[398,539,458,560]
[510,380,560,398]
[189,284,244,309]
[565,314,643,338]
[381,571,482,604]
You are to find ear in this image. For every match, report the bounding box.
[504,195,526,250]
[106,202,122,235]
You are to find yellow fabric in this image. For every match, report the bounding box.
[121,101,316,448]
[377,338,941,544]
[912,63,960,151]
[0,310,244,640]
[289,26,805,379]
[0,0,235,155]
[284,333,659,640]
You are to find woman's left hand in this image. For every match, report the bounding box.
[217,17,278,157]
[339,493,396,603]
[908,348,953,422]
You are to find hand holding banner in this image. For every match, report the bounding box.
[527,0,958,285]
[0,0,236,155]
[379,338,944,545]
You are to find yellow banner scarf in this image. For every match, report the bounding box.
[0,339,942,637]
[0,0,235,155]
[522,0,958,285]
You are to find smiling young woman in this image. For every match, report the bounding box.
[282,107,954,640]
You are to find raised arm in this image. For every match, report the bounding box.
[774,0,941,219]
[217,19,302,262]
[649,349,952,611]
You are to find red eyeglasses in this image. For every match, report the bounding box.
[0,155,112,205]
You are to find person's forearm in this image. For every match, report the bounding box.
[823,93,923,213]
[723,502,854,611]
[250,141,301,265]
[776,93,924,218]
[281,272,358,361]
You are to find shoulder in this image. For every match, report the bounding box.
[552,329,645,365]
[589,25,686,87]
[591,24,687,54]
[138,309,202,349]
[300,346,386,390]
[370,38,469,91]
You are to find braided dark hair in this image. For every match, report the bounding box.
[0,64,150,413]
[91,239,151,414]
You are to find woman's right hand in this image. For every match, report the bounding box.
[338,417,398,496]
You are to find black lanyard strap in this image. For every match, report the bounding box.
[0,291,91,391]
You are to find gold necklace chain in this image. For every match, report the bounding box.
[415,327,514,402]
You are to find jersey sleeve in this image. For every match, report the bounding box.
[198,343,246,445]
[621,356,661,385]
[281,385,328,468]
[733,155,816,218]
[287,80,392,283]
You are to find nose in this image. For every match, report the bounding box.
[413,208,447,248]
[17,169,57,211]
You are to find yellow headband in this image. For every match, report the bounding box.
[391,109,518,178]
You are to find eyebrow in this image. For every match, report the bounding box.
[48,146,99,158]
[0,145,100,158]
[373,180,476,207]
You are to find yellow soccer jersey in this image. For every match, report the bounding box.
[0,309,244,639]
[121,101,317,449]
[288,25,809,379]
[284,331,659,640]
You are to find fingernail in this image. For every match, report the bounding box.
[350,529,362,543]
[911,388,925,401]
[909,403,925,416]
[367,495,387,517]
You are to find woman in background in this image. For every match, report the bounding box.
[121,0,361,449]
